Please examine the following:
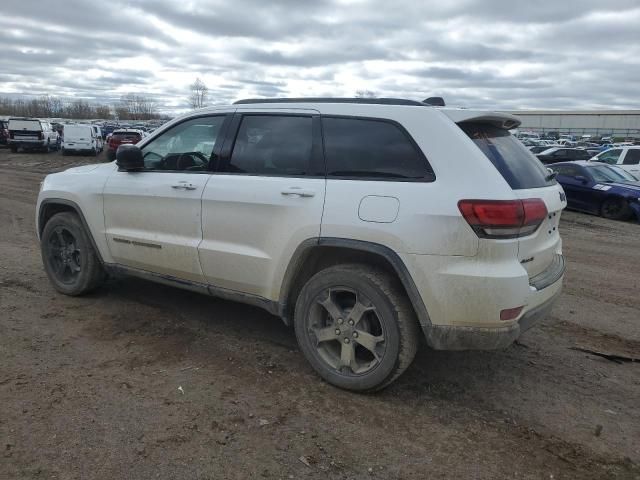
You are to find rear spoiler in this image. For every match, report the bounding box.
[440,110,521,130]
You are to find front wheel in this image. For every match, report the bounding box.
[40,212,106,295]
[294,264,420,392]
[601,197,632,220]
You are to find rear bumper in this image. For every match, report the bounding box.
[408,252,566,351]
[9,140,46,147]
[423,283,562,350]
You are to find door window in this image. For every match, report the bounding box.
[551,164,582,177]
[225,115,313,176]
[141,116,226,171]
[622,149,640,165]
[322,117,433,180]
[597,149,622,165]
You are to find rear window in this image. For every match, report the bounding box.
[113,132,141,142]
[9,119,42,131]
[460,122,554,189]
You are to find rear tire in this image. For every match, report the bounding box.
[10,145,17,153]
[601,197,632,221]
[294,264,420,392]
[40,212,106,296]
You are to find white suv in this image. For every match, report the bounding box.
[8,117,59,153]
[36,98,566,391]
[591,146,640,177]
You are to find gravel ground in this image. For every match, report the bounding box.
[0,147,639,479]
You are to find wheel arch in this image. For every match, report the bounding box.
[278,238,431,329]
[38,199,104,264]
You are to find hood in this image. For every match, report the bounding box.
[64,164,102,174]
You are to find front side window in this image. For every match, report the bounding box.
[225,115,313,176]
[622,149,640,165]
[322,117,433,180]
[141,116,225,171]
[597,149,622,164]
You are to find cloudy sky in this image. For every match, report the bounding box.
[1,0,639,114]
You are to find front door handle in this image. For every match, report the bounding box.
[171,182,197,191]
[281,187,315,198]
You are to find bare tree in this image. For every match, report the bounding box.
[189,78,208,109]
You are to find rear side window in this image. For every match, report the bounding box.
[322,117,434,181]
[623,149,640,165]
[226,115,313,176]
[460,122,554,189]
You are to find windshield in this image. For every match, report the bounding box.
[588,165,638,182]
[460,122,555,189]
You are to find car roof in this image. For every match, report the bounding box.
[187,98,521,129]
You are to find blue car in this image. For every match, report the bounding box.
[548,161,640,221]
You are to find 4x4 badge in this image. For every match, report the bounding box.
[559,192,566,202]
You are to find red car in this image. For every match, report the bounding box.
[107,129,144,161]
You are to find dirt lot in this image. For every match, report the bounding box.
[0,147,639,480]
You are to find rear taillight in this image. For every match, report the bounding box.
[458,199,547,239]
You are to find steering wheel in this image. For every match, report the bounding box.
[176,151,209,170]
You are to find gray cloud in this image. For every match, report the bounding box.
[0,0,638,114]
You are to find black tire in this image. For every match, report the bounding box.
[10,145,18,153]
[294,264,420,392]
[40,212,105,296]
[601,197,632,221]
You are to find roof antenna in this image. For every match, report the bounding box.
[423,97,445,106]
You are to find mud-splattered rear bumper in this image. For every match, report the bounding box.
[423,280,562,350]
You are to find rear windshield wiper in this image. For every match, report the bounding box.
[545,170,558,181]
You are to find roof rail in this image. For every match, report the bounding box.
[233,97,429,106]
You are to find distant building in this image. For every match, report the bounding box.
[505,110,640,139]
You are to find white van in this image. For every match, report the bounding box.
[62,124,100,156]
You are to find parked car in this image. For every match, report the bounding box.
[0,120,9,145]
[7,117,59,153]
[36,98,566,391]
[62,124,101,156]
[536,147,592,164]
[529,145,553,154]
[102,124,117,139]
[548,161,640,221]
[92,125,104,152]
[106,129,144,160]
[589,146,640,177]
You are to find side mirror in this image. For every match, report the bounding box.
[116,144,144,171]
[574,175,588,184]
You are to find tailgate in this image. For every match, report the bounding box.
[514,184,566,278]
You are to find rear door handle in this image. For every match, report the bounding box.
[281,187,315,198]
[171,182,197,190]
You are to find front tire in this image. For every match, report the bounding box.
[40,212,105,295]
[294,264,419,392]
